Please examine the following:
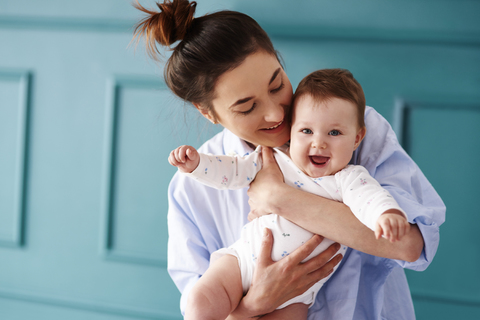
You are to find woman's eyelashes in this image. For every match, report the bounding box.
[238,82,284,116]
[270,82,284,93]
[239,103,256,115]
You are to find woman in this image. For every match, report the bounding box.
[133,1,445,319]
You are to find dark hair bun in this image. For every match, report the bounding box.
[133,0,197,57]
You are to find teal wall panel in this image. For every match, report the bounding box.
[0,70,30,248]
[396,102,480,318]
[0,0,479,319]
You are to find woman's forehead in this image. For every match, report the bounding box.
[213,51,283,104]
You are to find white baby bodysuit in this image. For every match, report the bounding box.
[186,145,406,309]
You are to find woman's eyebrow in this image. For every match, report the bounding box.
[230,96,253,109]
[269,68,281,85]
[229,68,282,109]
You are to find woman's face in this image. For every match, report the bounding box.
[204,51,293,147]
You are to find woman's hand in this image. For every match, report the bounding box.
[247,146,285,221]
[229,228,343,318]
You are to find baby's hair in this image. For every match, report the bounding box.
[293,69,366,128]
[132,0,280,121]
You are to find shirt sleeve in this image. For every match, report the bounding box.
[338,165,407,232]
[185,147,262,190]
[354,107,446,271]
[167,173,210,314]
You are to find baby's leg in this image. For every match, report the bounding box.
[261,303,309,320]
[185,254,243,320]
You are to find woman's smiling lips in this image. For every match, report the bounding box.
[260,119,285,133]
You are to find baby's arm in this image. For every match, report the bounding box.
[168,145,200,173]
[339,165,410,243]
[376,209,410,242]
[170,146,263,190]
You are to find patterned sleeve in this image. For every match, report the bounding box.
[184,147,263,190]
[338,165,407,231]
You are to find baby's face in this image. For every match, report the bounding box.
[289,95,365,178]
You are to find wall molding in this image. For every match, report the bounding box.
[1,15,479,47]
[0,70,32,249]
[100,75,167,267]
[264,24,480,47]
[412,289,480,307]
[393,96,480,150]
[0,16,133,33]
[0,287,181,319]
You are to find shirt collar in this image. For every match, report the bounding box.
[222,129,255,157]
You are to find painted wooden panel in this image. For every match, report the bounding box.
[396,101,480,319]
[0,0,479,319]
[101,76,216,266]
[0,21,188,320]
[0,71,30,248]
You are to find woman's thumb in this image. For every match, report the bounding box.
[257,228,274,266]
[261,146,275,166]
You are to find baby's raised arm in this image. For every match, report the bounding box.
[168,145,200,173]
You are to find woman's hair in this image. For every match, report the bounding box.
[133,0,279,118]
[293,69,366,128]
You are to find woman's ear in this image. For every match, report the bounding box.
[193,103,217,124]
[354,126,367,150]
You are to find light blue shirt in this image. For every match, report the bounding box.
[167,107,446,319]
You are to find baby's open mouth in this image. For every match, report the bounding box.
[310,155,329,165]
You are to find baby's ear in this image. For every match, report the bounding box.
[354,126,367,149]
[193,103,217,124]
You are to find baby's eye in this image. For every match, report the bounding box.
[329,130,341,136]
[302,129,313,134]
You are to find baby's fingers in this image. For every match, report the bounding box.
[174,145,191,164]
[397,222,411,241]
[389,218,399,242]
[168,150,181,167]
[375,222,383,240]
[186,148,199,162]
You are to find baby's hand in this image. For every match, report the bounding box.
[168,145,200,173]
[375,210,410,243]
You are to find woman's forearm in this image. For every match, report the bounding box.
[271,183,424,262]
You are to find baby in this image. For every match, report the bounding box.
[169,69,410,319]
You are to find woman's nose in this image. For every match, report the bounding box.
[264,99,284,122]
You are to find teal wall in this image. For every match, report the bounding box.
[1,1,479,319]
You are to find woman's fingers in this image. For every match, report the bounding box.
[257,228,274,268]
[306,252,343,284]
[301,241,341,273]
[287,234,323,265]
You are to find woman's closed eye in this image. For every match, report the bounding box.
[239,103,256,115]
[270,82,285,94]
